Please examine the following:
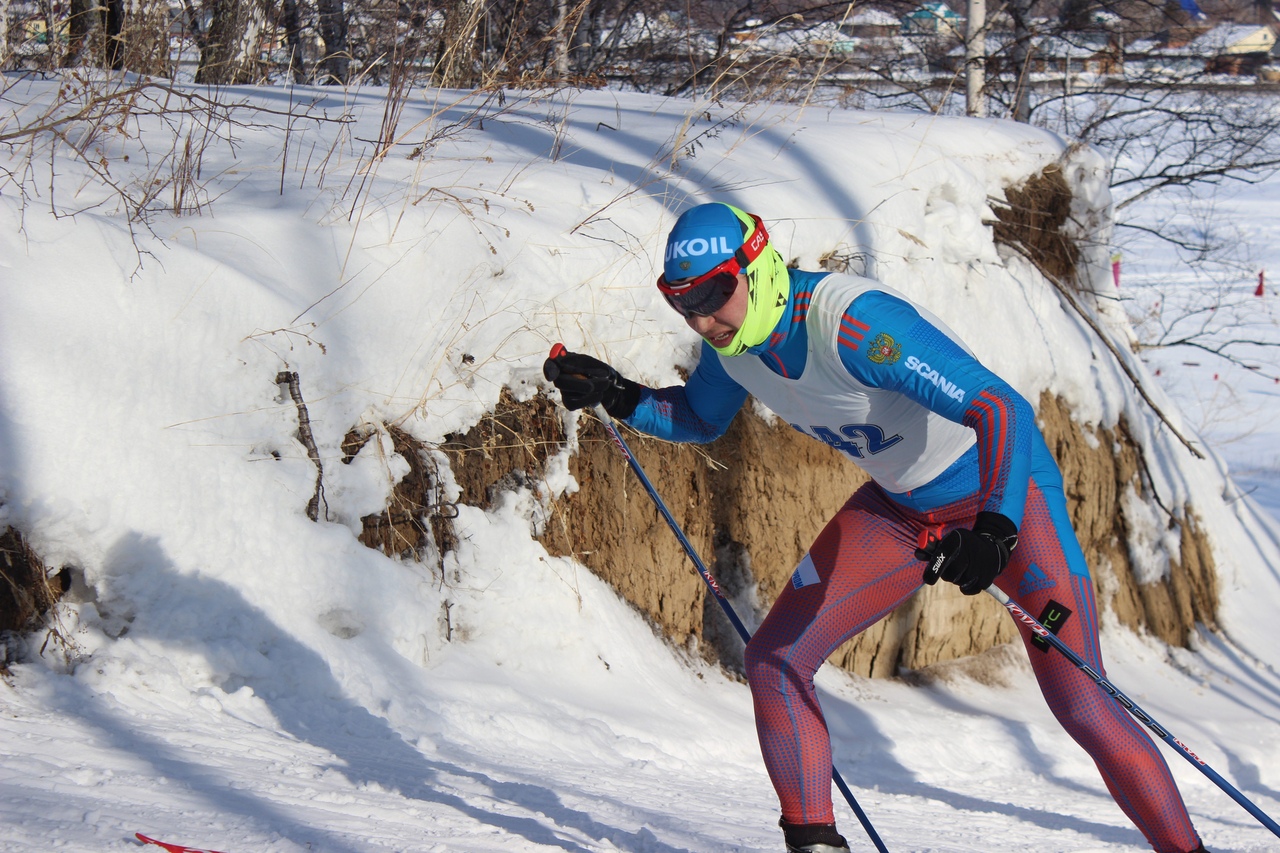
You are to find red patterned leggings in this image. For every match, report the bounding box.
[743,479,1202,853]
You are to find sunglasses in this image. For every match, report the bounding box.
[657,215,769,318]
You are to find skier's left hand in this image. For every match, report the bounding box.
[916,511,1018,595]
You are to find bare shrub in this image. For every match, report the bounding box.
[0,525,70,674]
[343,424,459,566]
[989,162,1080,286]
[0,73,354,258]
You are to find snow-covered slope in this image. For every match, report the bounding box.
[1,75,1278,852]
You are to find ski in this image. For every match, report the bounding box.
[136,833,227,853]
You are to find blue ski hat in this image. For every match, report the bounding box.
[659,202,791,357]
[662,203,751,282]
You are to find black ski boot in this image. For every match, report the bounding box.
[779,818,851,853]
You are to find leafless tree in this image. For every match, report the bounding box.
[316,0,350,82]
[197,0,268,83]
[279,0,308,82]
[0,0,8,69]
[103,0,126,70]
[61,0,95,67]
[666,1,869,97]
[434,0,484,86]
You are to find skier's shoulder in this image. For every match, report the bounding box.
[806,272,919,328]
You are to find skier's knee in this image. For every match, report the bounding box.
[744,637,815,696]
[743,634,770,684]
[744,635,791,690]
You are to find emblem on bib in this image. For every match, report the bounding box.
[867,332,902,365]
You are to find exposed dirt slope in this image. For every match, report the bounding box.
[385,387,1217,678]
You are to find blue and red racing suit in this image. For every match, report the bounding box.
[624,269,1201,853]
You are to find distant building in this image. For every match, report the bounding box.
[1189,23,1276,73]
[1125,23,1277,77]
[901,2,962,36]
[954,33,1122,77]
[1189,24,1276,56]
[844,8,901,39]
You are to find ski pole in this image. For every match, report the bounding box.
[548,344,890,853]
[987,585,1280,841]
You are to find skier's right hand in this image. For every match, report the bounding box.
[543,347,642,418]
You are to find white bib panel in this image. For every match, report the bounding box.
[717,275,976,493]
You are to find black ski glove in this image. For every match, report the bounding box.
[917,511,1018,596]
[543,349,642,418]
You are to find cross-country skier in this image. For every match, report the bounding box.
[543,203,1210,853]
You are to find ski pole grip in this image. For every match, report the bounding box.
[544,343,568,382]
[545,342,593,383]
[543,344,622,425]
